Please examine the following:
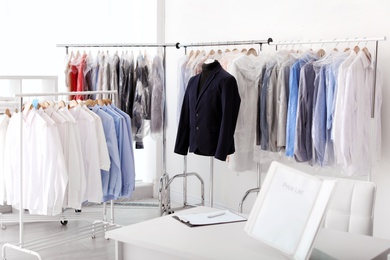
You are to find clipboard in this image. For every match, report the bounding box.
[173,210,247,227]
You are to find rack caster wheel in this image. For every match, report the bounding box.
[75,209,82,213]
[60,220,68,225]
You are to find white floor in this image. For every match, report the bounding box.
[0,200,160,260]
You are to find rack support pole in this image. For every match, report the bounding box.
[209,158,214,207]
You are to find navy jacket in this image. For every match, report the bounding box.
[174,62,241,161]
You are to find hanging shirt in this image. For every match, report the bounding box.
[133,53,150,149]
[176,55,190,123]
[109,53,120,103]
[340,50,382,176]
[119,52,131,111]
[34,109,68,216]
[312,63,328,166]
[69,57,79,100]
[90,53,100,100]
[267,50,290,152]
[260,59,275,151]
[69,106,104,203]
[150,54,165,139]
[4,112,20,208]
[57,106,86,209]
[102,53,111,95]
[84,51,94,99]
[227,54,263,172]
[76,53,87,100]
[294,62,316,162]
[91,105,121,201]
[81,105,110,171]
[109,104,135,197]
[276,56,298,149]
[0,115,9,205]
[332,51,357,166]
[96,52,105,98]
[102,105,134,197]
[323,52,349,166]
[285,54,314,157]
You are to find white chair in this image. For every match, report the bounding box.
[323,178,376,236]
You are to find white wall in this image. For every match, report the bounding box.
[164,0,390,239]
[0,0,159,183]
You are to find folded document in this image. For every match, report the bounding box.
[173,210,246,227]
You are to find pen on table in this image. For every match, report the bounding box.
[207,211,226,218]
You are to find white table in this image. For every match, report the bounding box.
[105,207,390,260]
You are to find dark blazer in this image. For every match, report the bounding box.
[174,62,241,161]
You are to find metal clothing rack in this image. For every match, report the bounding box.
[238,36,386,212]
[56,43,180,217]
[162,38,273,214]
[175,38,274,51]
[2,90,120,260]
[270,36,386,119]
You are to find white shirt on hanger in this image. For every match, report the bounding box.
[70,106,104,203]
[3,112,21,208]
[27,109,68,216]
[58,107,86,209]
[332,51,357,167]
[340,50,381,176]
[81,105,110,171]
[0,115,9,205]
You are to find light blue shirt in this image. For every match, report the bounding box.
[92,106,122,201]
[103,105,134,198]
[110,104,136,198]
[312,64,327,166]
[285,58,308,157]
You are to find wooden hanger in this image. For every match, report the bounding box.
[97,99,105,106]
[39,101,50,109]
[22,101,32,118]
[241,48,247,53]
[353,46,360,53]
[83,99,95,107]
[188,50,195,58]
[5,108,11,118]
[68,100,79,109]
[247,48,258,56]
[362,47,371,61]
[58,100,66,108]
[317,49,326,58]
[208,49,215,56]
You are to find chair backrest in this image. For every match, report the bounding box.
[323,178,376,236]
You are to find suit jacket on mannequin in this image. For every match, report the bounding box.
[174,60,241,161]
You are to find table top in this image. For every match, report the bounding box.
[106,207,390,260]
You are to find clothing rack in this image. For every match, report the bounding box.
[166,39,273,213]
[237,36,387,212]
[57,42,180,217]
[2,90,120,260]
[238,36,386,211]
[56,42,178,55]
[270,36,386,118]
